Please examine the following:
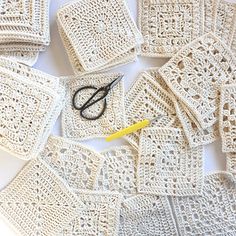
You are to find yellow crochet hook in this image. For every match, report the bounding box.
[105,116,163,142]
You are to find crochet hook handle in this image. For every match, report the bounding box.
[105,119,150,142]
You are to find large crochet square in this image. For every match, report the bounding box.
[139,0,204,57]
[62,73,125,140]
[57,0,142,71]
[60,190,122,236]
[0,159,84,236]
[138,127,203,196]
[40,136,104,190]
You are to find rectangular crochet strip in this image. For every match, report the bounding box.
[119,194,178,236]
[219,84,236,152]
[62,73,125,140]
[138,127,203,196]
[226,152,236,174]
[96,145,138,196]
[172,172,236,235]
[40,136,104,190]
[59,190,122,236]
[138,0,204,57]
[159,33,236,129]
[204,0,217,33]
[0,159,84,236]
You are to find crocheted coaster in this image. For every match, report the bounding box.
[124,71,178,149]
[40,136,104,190]
[138,0,204,57]
[59,190,122,236]
[213,0,236,46]
[57,0,142,72]
[96,146,138,196]
[172,172,236,235]
[226,153,236,174]
[219,84,236,152]
[62,73,125,140]
[204,0,216,33]
[159,33,236,129]
[119,194,178,236]
[174,99,219,148]
[0,51,39,66]
[138,127,203,196]
[0,159,84,236]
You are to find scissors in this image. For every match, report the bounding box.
[72,75,124,121]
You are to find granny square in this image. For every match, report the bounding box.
[138,127,203,196]
[0,159,84,236]
[138,0,204,57]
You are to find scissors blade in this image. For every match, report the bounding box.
[109,75,124,89]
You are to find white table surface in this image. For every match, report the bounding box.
[1,0,235,234]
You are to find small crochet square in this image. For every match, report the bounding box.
[138,0,204,57]
[96,145,138,196]
[57,0,142,72]
[62,73,125,140]
[60,190,122,236]
[159,33,236,129]
[172,172,236,235]
[119,194,178,235]
[220,84,236,152]
[226,153,236,174]
[138,127,203,196]
[0,159,84,236]
[39,136,104,190]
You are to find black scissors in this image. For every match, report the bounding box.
[72,75,124,120]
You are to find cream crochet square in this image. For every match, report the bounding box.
[59,190,122,236]
[138,0,204,57]
[62,73,125,140]
[138,127,203,196]
[172,172,236,235]
[226,153,236,174]
[39,136,104,190]
[159,33,236,129]
[220,84,236,152]
[0,159,84,236]
[96,145,138,196]
[57,0,142,72]
[119,194,178,236]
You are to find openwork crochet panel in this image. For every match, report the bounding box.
[39,136,104,191]
[138,0,204,57]
[0,159,84,236]
[138,127,203,196]
[57,0,142,72]
[96,146,138,196]
[159,33,236,129]
[226,153,236,174]
[119,194,178,236]
[172,172,236,235]
[59,190,122,236]
[220,84,236,152]
[62,73,125,140]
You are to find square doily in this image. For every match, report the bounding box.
[0,159,84,236]
[62,73,125,140]
[138,0,204,57]
[138,127,203,196]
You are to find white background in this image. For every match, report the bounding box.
[0,0,235,234]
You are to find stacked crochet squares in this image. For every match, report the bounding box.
[0,0,50,66]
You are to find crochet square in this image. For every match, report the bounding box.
[124,71,177,149]
[0,159,84,236]
[119,194,178,236]
[57,0,142,71]
[138,0,204,57]
[59,190,122,236]
[138,127,203,196]
[96,146,138,196]
[159,33,236,129]
[172,172,236,235]
[62,73,125,140]
[226,153,236,174]
[40,136,104,190]
[219,84,236,152]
